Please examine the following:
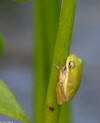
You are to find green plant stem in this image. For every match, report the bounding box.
[34,1,48,123]
[44,0,76,123]
[13,0,30,2]
[44,0,60,66]
[34,0,60,123]
[59,103,71,123]
[0,34,4,56]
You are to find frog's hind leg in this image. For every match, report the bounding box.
[56,83,63,105]
[56,82,66,105]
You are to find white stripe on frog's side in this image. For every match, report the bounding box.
[63,65,69,101]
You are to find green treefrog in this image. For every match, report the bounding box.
[56,54,83,105]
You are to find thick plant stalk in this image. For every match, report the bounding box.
[59,103,71,123]
[34,0,60,123]
[44,0,60,66]
[44,0,76,123]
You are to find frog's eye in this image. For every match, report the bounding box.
[68,61,75,68]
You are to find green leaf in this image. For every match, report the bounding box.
[0,80,31,123]
[0,35,4,56]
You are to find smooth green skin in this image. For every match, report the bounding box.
[0,80,31,123]
[65,54,83,101]
[56,54,83,105]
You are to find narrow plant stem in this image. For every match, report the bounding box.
[34,1,48,123]
[0,34,4,56]
[44,0,76,123]
[34,0,60,123]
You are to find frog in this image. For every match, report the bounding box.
[55,54,83,105]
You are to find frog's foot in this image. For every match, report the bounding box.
[53,64,61,70]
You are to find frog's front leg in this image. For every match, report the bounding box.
[54,64,67,105]
[53,64,61,70]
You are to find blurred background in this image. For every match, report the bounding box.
[0,0,100,123]
[0,1,32,122]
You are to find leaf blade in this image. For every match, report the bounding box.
[0,80,31,123]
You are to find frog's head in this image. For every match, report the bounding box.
[66,54,83,73]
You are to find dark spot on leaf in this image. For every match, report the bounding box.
[49,106,55,111]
